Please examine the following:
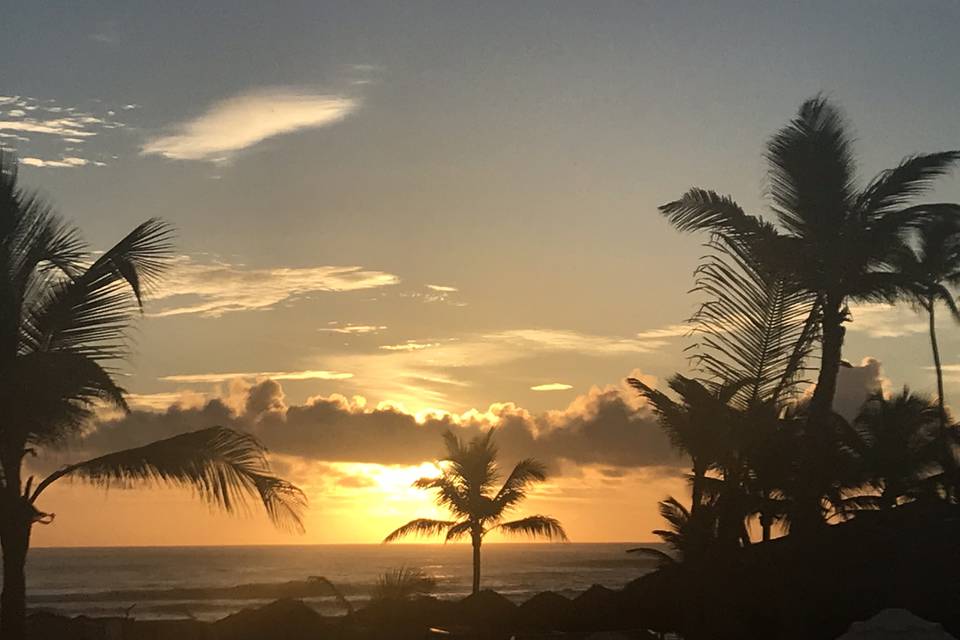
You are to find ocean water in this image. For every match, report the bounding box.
[24,543,660,621]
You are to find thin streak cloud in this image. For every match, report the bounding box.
[141,87,359,161]
[160,370,353,383]
[150,255,399,318]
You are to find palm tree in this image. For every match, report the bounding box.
[627,375,739,515]
[627,496,720,566]
[658,97,960,533]
[852,389,941,510]
[383,430,566,595]
[372,567,437,603]
[658,97,960,437]
[0,156,306,639]
[896,217,960,435]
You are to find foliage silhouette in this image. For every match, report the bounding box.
[0,155,305,640]
[657,96,960,535]
[383,430,566,594]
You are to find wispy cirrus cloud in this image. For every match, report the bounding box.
[327,328,672,409]
[160,370,353,384]
[320,323,388,335]
[0,95,125,168]
[847,303,928,338]
[141,87,359,162]
[149,255,399,318]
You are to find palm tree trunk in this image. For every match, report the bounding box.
[471,531,481,595]
[691,461,705,516]
[0,502,32,640]
[808,298,845,429]
[929,302,947,433]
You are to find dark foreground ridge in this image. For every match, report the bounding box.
[23,502,960,639]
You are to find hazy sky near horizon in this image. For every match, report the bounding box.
[4,1,960,546]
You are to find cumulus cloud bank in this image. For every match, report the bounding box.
[74,377,678,474]
[149,255,399,317]
[141,87,358,161]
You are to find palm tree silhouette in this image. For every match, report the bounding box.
[627,496,720,566]
[383,430,566,595]
[852,388,941,510]
[658,96,960,533]
[0,156,305,639]
[627,375,739,515]
[896,217,960,435]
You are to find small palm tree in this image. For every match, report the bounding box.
[627,496,720,566]
[853,389,940,510]
[628,375,741,516]
[372,566,437,603]
[0,156,305,639]
[383,430,567,595]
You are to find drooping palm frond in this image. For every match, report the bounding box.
[22,218,174,362]
[492,515,568,541]
[3,351,127,445]
[383,518,457,543]
[858,151,960,216]
[658,188,770,240]
[493,458,547,511]
[414,474,470,517]
[688,234,820,406]
[766,95,858,237]
[625,546,676,567]
[444,520,473,542]
[31,427,306,532]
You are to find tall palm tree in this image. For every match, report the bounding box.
[0,156,306,639]
[896,217,960,434]
[383,430,566,595]
[658,97,960,533]
[658,97,960,436]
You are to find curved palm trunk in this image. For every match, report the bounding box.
[808,299,845,430]
[928,303,948,434]
[470,528,482,595]
[794,298,845,538]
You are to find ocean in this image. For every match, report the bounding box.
[24,543,660,621]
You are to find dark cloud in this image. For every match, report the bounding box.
[73,379,679,476]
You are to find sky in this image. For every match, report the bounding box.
[3,0,960,546]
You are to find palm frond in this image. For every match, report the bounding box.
[444,520,473,542]
[658,188,768,239]
[626,546,676,567]
[766,95,857,236]
[492,515,568,541]
[3,351,128,445]
[383,518,456,543]
[688,235,820,406]
[493,458,547,511]
[23,218,174,362]
[858,151,960,216]
[32,427,306,532]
